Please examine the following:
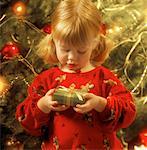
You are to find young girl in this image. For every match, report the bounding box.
[16,0,136,149]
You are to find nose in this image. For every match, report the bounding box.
[68,50,77,61]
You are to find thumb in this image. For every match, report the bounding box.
[83,93,94,100]
[46,88,55,96]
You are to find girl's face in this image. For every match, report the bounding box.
[54,39,95,72]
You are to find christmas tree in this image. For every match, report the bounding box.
[0,0,146,149]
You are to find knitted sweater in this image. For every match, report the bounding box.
[16,66,136,150]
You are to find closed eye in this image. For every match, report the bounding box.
[61,49,70,52]
[78,50,87,54]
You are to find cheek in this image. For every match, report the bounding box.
[56,51,67,62]
[78,55,89,64]
[80,53,92,64]
[81,53,91,61]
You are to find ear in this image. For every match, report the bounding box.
[99,23,107,35]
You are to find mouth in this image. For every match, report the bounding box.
[67,64,77,69]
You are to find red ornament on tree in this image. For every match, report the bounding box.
[139,128,147,146]
[42,24,51,34]
[1,42,20,59]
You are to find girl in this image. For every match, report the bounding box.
[16,0,136,149]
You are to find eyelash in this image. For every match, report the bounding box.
[62,49,86,54]
[78,51,86,54]
[61,49,70,52]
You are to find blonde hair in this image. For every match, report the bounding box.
[37,0,111,65]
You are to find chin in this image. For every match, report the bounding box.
[68,67,81,73]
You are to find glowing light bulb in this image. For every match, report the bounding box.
[16,6,23,13]
[107,25,123,34]
[0,76,9,95]
[12,1,26,16]
[108,28,114,34]
[114,26,122,32]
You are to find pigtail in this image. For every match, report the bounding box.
[36,34,58,64]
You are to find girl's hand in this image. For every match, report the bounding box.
[37,89,69,113]
[51,104,70,112]
[73,93,107,114]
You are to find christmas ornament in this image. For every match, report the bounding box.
[139,128,147,146]
[42,24,51,34]
[1,42,20,59]
[5,137,24,150]
[12,1,27,16]
[0,76,10,95]
[53,86,87,106]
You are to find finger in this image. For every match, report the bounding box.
[76,103,87,109]
[51,105,68,111]
[73,107,83,113]
[53,104,66,108]
[58,105,69,109]
[58,105,66,108]
[46,89,55,96]
[50,106,58,111]
[50,105,62,111]
[73,107,86,114]
[83,93,93,99]
[50,101,58,106]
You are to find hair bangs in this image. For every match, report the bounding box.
[52,17,97,49]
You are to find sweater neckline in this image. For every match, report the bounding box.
[56,66,101,75]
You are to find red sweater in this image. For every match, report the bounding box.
[16,66,136,150]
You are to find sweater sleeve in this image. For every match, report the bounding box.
[16,70,54,136]
[98,67,136,132]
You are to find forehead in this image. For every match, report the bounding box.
[54,39,92,50]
